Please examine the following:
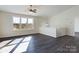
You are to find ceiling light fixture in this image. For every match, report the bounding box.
[28,5,37,13]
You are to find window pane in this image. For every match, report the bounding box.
[13,24,20,30]
[28,18,33,24]
[13,17,20,24]
[21,24,26,29]
[21,18,27,24]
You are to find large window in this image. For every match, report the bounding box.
[13,16,34,30]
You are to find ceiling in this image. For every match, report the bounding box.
[0,5,76,17]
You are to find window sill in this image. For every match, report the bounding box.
[13,28,34,32]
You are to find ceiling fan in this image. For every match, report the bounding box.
[28,5,37,13]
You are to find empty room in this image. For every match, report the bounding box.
[0,5,79,53]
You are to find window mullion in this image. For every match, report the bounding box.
[26,18,28,26]
[19,17,21,29]
[27,18,28,24]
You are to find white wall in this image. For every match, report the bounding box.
[49,7,76,37]
[0,11,39,38]
[39,16,57,37]
[39,6,79,37]
[75,17,79,32]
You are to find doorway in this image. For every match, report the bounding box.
[74,18,79,37]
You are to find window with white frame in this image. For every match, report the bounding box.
[13,16,34,30]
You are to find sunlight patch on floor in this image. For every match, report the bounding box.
[9,38,23,45]
[0,36,32,53]
[0,40,11,48]
[13,37,32,53]
[0,45,16,53]
[23,36,32,42]
[13,42,29,53]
